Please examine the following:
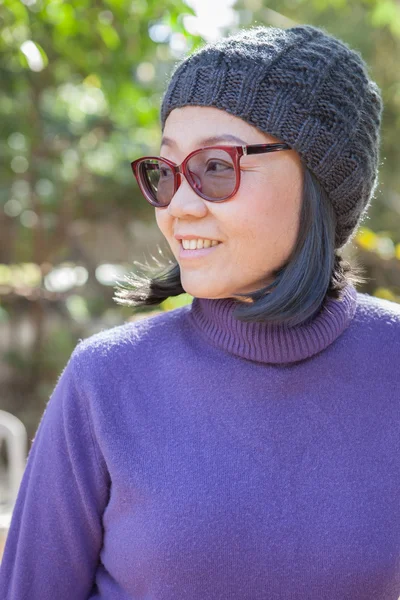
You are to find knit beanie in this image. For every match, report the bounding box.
[160,24,383,250]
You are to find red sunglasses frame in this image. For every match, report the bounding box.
[131,142,292,208]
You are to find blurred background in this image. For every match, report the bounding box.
[0,0,399,557]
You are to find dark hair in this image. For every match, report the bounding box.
[113,164,365,327]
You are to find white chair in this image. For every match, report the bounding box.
[0,410,27,548]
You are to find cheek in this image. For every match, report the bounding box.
[250,173,301,233]
[230,187,299,258]
[155,209,170,238]
[231,184,278,244]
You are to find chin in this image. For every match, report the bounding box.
[180,284,225,300]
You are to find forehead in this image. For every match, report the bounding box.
[161,133,249,150]
[161,106,280,150]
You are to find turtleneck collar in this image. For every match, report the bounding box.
[186,283,358,365]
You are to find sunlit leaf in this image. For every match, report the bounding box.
[355,227,378,251]
[96,22,120,49]
[160,294,193,311]
[374,286,397,301]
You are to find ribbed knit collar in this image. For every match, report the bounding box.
[187,283,358,364]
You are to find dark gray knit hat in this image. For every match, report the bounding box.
[160,24,383,250]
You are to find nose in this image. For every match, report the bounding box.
[175,170,204,199]
[176,168,202,193]
[167,172,207,216]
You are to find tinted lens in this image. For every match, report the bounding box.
[138,149,236,206]
[187,149,236,200]
[138,159,174,207]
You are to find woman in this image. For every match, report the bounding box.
[1,23,400,600]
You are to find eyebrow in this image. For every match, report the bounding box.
[160,133,248,148]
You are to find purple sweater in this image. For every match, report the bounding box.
[1,283,400,599]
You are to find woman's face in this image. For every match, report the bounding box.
[155,106,304,301]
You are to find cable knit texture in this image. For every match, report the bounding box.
[1,285,400,599]
[160,24,383,249]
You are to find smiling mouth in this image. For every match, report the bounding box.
[179,240,222,250]
[178,241,223,258]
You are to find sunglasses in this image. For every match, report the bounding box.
[131,143,292,208]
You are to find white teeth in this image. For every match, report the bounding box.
[182,239,221,250]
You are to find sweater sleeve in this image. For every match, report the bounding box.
[0,351,110,600]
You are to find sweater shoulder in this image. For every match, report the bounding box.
[354,292,400,322]
[70,304,191,370]
[352,292,400,340]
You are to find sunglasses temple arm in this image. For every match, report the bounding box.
[246,144,291,156]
